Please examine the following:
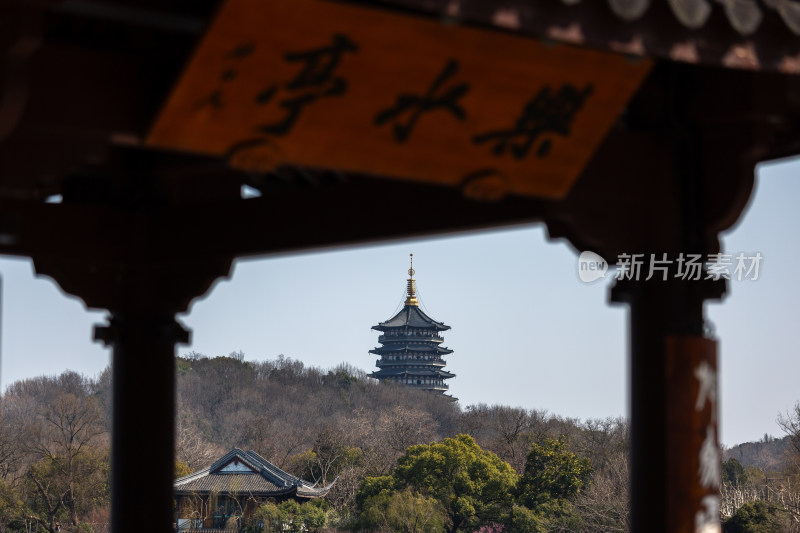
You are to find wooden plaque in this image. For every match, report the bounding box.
[147,0,652,199]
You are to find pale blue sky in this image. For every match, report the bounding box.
[1,158,798,447]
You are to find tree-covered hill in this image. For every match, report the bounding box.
[723,436,791,473]
[10,352,798,531]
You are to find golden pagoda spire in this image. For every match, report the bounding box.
[405,253,418,306]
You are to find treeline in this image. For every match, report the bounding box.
[172,352,630,531]
[719,405,800,532]
[3,352,798,532]
[0,353,630,532]
[0,352,678,532]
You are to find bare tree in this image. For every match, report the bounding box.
[0,407,24,482]
[307,426,349,485]
[27,392,107,529]
[176,417,220,472]
[779,403,800,469]
[570,448,630,533]
[456,404,493,442]
[489,406,532,473]
[4,374,109,532]
[236,415,308,471]
[377,406,438,456]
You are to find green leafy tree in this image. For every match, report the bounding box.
[175,460,192,478]
[516,437,591,511]
[722,458,746,485]
[248,502,285,533]
[26,447,109,533]
[392,434,517,533]
[245,500,326,533]
[0,479,23,533]
[247,500,326,533]
[743,465,765,485]
[723,500,791,533]
[27,456,68,533]
[356,475,397,511]
[360,488,445,533]
[507,504,546,533]
[278,500,326,533]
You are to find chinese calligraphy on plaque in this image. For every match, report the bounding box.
[147,0,652,199]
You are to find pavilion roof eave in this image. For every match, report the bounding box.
[378,0,800,75]
[296,478,337,498]
[174,484,298,497]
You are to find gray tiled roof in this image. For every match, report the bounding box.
[174,449,333,498]
[174,473,290,494]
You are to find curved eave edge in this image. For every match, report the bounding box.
[373,324,451,331]
[174,486,298,497]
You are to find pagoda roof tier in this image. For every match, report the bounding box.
[376,358,446,368]
[372,305,450,331]
[378,334,444,344]
[370,344,453,355]
[371,368,455,379]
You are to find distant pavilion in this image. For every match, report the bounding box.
[174,448,332,530]
[370,255,455,393]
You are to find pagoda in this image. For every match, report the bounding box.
[370,254,455,393]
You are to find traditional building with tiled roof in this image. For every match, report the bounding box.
[174,448,333,531]
[370,254,455,393]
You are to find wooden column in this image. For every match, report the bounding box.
[95,314,189,533]
[27,205,234,533]
[612,278,722,533]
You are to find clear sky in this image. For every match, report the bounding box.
[1,157,798,447]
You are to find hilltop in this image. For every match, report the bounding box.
[723,435,792,473]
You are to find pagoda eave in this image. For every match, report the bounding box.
[370,369,455,379]
[374,305,451,330]
[372,324,451,332]
[369,345,453,355]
